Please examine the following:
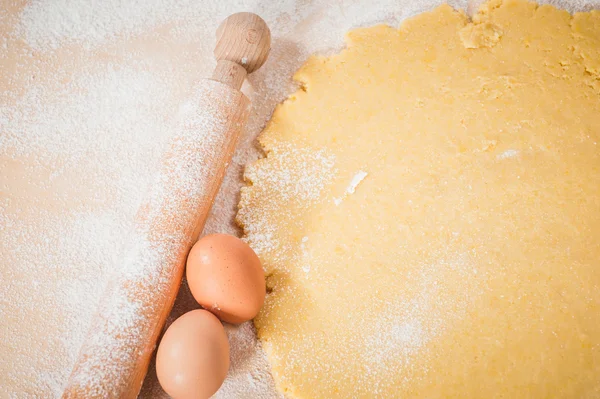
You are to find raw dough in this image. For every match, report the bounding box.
[237,0,600,397]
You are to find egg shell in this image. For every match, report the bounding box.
[156,309,230,399]
[186,234,265,324]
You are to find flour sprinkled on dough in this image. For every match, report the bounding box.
[497,149,519,159]
[334,170,368,205]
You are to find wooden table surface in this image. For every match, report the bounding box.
[4,0,595,397]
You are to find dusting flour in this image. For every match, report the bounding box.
[2,0,598,398]
[334,170,368,205]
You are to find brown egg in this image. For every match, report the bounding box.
[186,234,265,324]
[156,309,229,399]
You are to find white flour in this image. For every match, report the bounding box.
[2,0,599,398]
[334,170,368,205]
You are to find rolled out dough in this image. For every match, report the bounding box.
[238,0,600,397]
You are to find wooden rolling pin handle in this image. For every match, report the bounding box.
[212,12,271,90]
[62,12,270,399]
[212,60,247,91]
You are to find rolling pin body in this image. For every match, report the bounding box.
[62,13,270,399]
[63,81,250,398]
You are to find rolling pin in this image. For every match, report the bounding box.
[62,13,271,399]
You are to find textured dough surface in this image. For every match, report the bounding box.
[238,0,600,398]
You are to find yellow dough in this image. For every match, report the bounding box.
[237,0,600,397]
